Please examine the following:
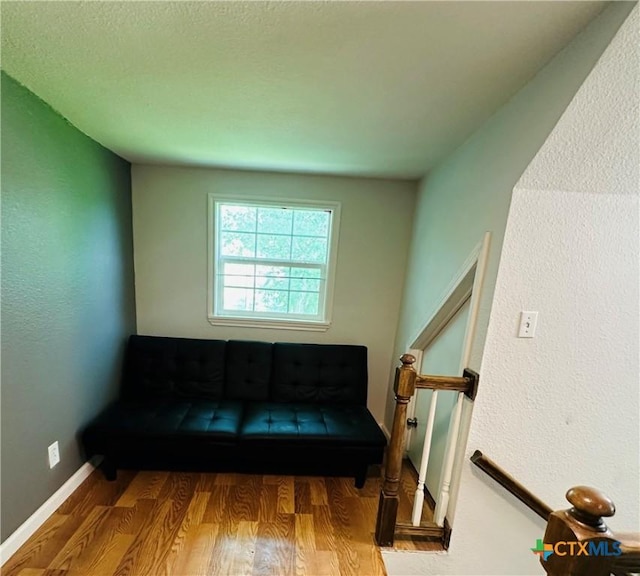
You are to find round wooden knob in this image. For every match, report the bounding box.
[400,354,416,366]
[566,486,615,519]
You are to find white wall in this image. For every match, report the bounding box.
[385,2,634,429]
[132,165,415,423]
[383,3,638,575]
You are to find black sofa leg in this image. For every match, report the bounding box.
[100,457,117,481]
[354,466,368,489]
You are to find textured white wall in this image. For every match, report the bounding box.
[383,4,638,575]
[131,165,415,423]
[0,2,608,179]
[384,2,633,431]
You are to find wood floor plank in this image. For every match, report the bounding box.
[201,484,230,524]
[294,513,315,551]
[55,474,100,514]
[112,497,174,576]
[194,472,217,492]
[257,483,278,522]
[325,479,353,541]
[337,476,361,498]
[60,507,132,575]
[308,477,329,505]
[360,494,380,525]
[124,476,195,576]
[15,569,45,576]
[115,499,157,536]
[48,506,112,571]
[313,504,337,551]
[114,471,169,508]
[228,520,259,576]
[262,473,280,485]
[206,521,239,574]
[66,533,133,576]
[213,472,238,485]
[252,516,295,576]
[157,471,198,502]
[1,514,69,576]
[166,523,219,576]
[300,549,341,576]
[7,461,446,576]
[293,480,312,514]
[78,470,138,512]
[357,543,386,576]
[228,476,261,522]
[335,544,360,576]
[41,570,68,576]
[276,476,295,514]
[349,497,376,545]
[161,490,210,574]
[294,545,307,576]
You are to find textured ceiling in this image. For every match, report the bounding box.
[1,1,607,178]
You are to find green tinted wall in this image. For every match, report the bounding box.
[1,72,136,541]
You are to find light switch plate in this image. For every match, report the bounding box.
[518,311,538,338]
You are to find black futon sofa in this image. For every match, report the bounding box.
[82,335,387,487]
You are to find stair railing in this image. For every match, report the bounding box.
[374,353,479,546]
[471,450,640,576]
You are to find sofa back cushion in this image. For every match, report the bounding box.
[225,340,273,401]
[271,343,367,405]
[123,335,226,400]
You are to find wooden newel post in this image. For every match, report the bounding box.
[540,486,617,576]
[375,354,417,546]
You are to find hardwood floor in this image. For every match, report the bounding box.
[3,462,441,576]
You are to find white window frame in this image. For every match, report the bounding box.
[207,194,341,331]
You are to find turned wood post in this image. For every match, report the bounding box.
[375,354,417,546]
[540,486,618,576]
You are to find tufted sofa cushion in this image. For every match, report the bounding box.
[225,340,272,401]
[271,343,367,405]
[239,402,386,447]
[123,335,226,400]
[83,399,243,444]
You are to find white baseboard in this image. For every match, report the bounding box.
[0,458,100,566]
[380,422,391,440]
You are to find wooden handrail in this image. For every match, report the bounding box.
[416,374,470,392]
[375,354,480,546]
[470,451,640,575]
[416,374,470,386]
[470,450,552,520]
[541,486,640,576]
[612,532,640,573]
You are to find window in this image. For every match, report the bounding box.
[208,195,340,330]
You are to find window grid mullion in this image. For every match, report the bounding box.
[252,209,258,313]
[213,199,336,322]
[220,229,326,240]
[219,256,326,272]
[288,210,293,262]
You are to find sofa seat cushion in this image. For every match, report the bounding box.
[84,399,244,445]
[239,402,387,447]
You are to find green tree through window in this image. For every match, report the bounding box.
[209,197,340,328]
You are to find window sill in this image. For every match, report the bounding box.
[208,316,331,332]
